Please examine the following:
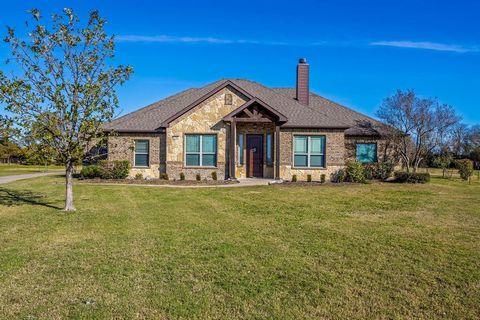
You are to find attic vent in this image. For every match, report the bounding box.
[225,93,233,105]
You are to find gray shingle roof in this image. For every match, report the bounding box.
[272,88,388,136]
[105,79,387,136]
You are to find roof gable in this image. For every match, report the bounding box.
[160,80,253,128]
[223,98,287,123]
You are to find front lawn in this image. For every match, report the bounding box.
[0,164,64,177]
[0,174,479,318]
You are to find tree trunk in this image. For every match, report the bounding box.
[64,163,76,211]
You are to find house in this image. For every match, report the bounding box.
[104,59,389,181]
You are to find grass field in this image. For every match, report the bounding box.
[0,172,479,319]
[0,164,64,177]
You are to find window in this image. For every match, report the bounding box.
[237,133,244,165]
[293,135,325,168]
[185,134,217,167]
[266,133,273,166]
[134,140,149,167]
[225,94,232,105]
[356,143,377,163]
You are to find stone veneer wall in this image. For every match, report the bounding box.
[279,128,345,181]
[107,132,165,178]
[235,122,276,179]
[345,136,389,163]
[166,87,248,180]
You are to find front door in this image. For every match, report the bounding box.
[247,135,263,177]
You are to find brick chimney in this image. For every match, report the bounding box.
[296,58,309,106]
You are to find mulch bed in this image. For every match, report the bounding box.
[77,178,238,186]
[277,181,365,186]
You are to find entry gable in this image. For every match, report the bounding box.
[223,98,288,124]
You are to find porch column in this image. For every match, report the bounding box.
[229,120,236,179]
[275,124,280,179]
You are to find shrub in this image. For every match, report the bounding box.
[291,174,297,182]
[455,159,474,181]
[135,173,143,180]
[332,169,346,183]
[307,174,312,182]
[211,171,218,181]
[179,172,185,181]
[363,164,376,180]
[80,165,100,179]
[160,173,169,180]
[320,174,326,183]
[196,173,201,181]
[434,154,454,178]
[345,160,366,183]
[97,160,130,179]
[376,162,394,181]
[394,171,430,184]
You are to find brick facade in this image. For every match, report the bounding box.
[345,136,390,163]
[108,132,165,179]
[279,128,345,181]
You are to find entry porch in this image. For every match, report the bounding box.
[223,98,287,179]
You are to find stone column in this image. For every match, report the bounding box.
[275,124,280,179]
[229,120,236,179]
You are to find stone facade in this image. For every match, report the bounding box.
[107,93,389,181]
[166,87,248,180]
[279,128,345,181]
[108,132,165,179]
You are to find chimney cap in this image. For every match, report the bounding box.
[298,58,307,64]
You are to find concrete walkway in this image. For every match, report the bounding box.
[0,172,62,185]
[0,172,280,188]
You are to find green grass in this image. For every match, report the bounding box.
[0,173,479,319]
[0,164,64,176]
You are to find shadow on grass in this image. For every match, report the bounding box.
[0,187,62,209]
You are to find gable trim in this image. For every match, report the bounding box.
[158,80,254,128]
[223,98,288,123]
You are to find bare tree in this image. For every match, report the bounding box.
[0,8,133,211]
[377,90,460,172]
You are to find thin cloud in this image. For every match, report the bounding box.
[116,35,478,53]
[116,34,321,46]
[370,41,478,53]
[116,35,260,45]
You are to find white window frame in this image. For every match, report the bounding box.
[293,135,326,168]
[134,139,149,168]
[184,134,217,167]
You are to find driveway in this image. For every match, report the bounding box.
[0,172,63,185]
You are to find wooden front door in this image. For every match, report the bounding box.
[247,135,263,177]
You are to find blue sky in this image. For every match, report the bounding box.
[1,0,479,124]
